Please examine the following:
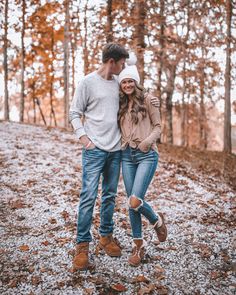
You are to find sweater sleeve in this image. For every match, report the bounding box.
[142,94,162,145]
[69,78,88,139]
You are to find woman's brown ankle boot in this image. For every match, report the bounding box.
[128,239,145,267]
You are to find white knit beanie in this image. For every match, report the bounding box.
[118,52,140,84]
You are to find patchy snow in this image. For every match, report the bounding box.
[0,121,235,295]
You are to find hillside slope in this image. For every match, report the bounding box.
[0,122,235,295]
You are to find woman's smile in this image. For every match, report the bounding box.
[120,78,136,95]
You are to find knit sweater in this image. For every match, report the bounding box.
[69,71,121,152]
[119,93,161,152]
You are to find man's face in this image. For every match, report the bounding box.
[110,58,126,75]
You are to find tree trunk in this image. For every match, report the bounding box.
[106,0,113,42]
[71,4,81,97]
[157,0,164,107]
[180,0,190,146]
[180,59,187,146]
[32,82,36,124]
[224,0,232,153]
[199,46,207,149]
[186,91,190,147]
[83,0,89,75]
[4,0,9,121]
[63,0,70,128]
[20,0,26,122]
[165,64,176,144]
[36,98,47,126]
[133,0,146,84]
[50,28,57,127]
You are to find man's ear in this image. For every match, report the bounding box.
[109,58,115,65]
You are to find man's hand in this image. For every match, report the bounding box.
[150,96,160,108]
[79,135,95,150]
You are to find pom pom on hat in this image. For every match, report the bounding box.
[118,52,140,84]
[126,52,137,66]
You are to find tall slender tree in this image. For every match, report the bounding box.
[180,0,190,146]
[224,0,232,153]
[4,0,9,121]
[106,0,113,42]
[20,0,26,122]
[133,0,146,84]
[157,0,165,105]
[63,0,70,128]
[83,0,89,75]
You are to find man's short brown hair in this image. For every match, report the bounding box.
[102,43,129,63]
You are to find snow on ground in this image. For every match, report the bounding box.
[0,121,235,295]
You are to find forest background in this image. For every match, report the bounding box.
[1,0,236,154]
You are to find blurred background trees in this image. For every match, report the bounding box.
[0,0,235,153]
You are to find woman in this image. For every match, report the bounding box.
[118,63,167,267]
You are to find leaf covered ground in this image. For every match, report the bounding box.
[0,121,235,295]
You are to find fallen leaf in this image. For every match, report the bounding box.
[8,279,18,288]
[132,275,149,283]
[28,266,35,273]
[155,284,169,295]
[84,287,94,294]
[111,283,127,292]
[155,265,165,274]
[48,218,57,224]
[61,210,69,220]
[152,255,162,261]
[210,271,221,280]
[31,276,42,286]
[9,199,25,209]
[19,245,30,251]
[41,240,50,246]
[90,276,105,285]
[138,283,155,295]
[55,237,71,245]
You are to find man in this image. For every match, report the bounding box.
[69,43,129,270]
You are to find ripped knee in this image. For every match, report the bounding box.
[128,195,143,211]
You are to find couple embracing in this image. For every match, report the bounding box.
[69,43,167,271]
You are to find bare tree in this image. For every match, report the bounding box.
[133,0,146,84]
[106,0,113,42]
[49,27,57,126]
[199,43,207,149]
[157,0,165,106]
[164,62,178,144]
[224,0,232,153]
[63,0,70,128]
[20,0,26,122]
[4,0,9,121]
[83,0,89,75]
[180,0,190,146]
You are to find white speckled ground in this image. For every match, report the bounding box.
[0,122,235,295]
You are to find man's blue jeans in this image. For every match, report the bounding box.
[122,147,159,239]
[76,147,121,244]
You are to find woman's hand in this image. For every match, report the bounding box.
[138,140,151,153]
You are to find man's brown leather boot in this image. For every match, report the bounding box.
[73,242,89,271]
[128,239,145,267]
[99,234,122,257]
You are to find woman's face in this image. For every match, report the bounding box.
[120,78,136,96]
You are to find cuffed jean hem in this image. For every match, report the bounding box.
[76,237,92,244]
[99,231,113,237]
